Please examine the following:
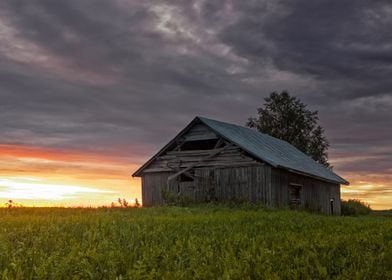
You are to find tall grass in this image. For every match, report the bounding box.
[0,206,391,279]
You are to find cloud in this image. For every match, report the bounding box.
[0,0,391,208]
[0,178,114,201]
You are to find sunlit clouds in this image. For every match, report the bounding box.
[0,144,141,207]
[341,183,392,210]
[0,1,391,209]
[330,153,392,210]
[0,178,113,201]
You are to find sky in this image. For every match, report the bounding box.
[0,0,391,209]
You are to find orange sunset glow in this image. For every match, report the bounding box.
[0,144,141,207]
[0,143,390,209]
[330,151,392,210]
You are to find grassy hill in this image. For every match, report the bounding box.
[1,205,391,279]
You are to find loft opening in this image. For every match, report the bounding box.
[180,139,222,151]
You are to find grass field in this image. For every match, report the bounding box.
[1,205,391,279]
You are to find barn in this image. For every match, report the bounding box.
[132,116,349,215]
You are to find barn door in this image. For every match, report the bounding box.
[289,184,302,209]
[177,172,197,201]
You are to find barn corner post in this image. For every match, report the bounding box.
[330,198,335,215]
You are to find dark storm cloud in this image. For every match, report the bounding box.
[340,155,392,174]
[221,1,392,86]
[0,0,391,175]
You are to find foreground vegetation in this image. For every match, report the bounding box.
[341,199,372,216]
[0,205,391,279]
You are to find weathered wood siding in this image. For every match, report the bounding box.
[271,168,341,215]
[141,167,341,215]
[141,172,172,206]
[195,165,272,204]
[183,123,218,141]
[141,165,272,206]
[143,146,260,173]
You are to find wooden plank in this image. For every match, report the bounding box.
[183,124,218,141]
[143,161,261,173]
[167,146,232,181]
[184,134,218,141]
[141,177,148,206]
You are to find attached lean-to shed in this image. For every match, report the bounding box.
[132,116,349,215]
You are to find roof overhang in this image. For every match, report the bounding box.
[279,166,350,185]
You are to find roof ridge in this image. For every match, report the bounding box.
[197,116,297,147]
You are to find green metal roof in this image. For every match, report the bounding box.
[198,116,348,185]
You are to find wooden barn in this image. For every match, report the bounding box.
[133,116,349,215]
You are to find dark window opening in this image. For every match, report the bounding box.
[181,139,219,151]
[179,171,194,182]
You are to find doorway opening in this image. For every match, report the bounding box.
[289,183,302,209]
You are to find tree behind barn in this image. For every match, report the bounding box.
[247,91,330,167]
